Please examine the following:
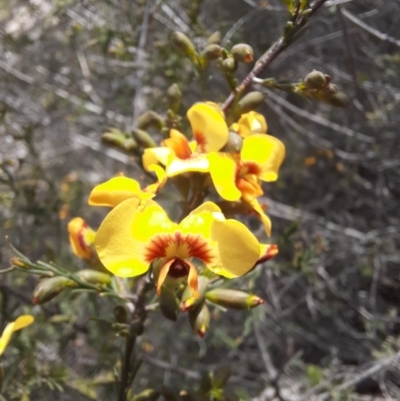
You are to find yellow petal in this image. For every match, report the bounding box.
[0,315,34,356]
[163,129,192,159]
[237,111,268,137]
[89,177,154,208]
[144,164,167,194]
[207,217,260,278]
[248,198,272,237]
[95,199,176,277]
[13,315,34,331]
[208,152,241,201]
[0,322,15,356]
[142,147,174,171]
[68,217,96,259]
[187,103,228,153]
[241,134,285,182]
[166,154,209,177]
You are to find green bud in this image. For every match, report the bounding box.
[189,303,210,337]
[131,389,160,401]
[171,32,198,64]
[167,83,182,114]
[323,83,339,95]
[206,31,221,45]
[11,257,30,269]
[304,70,327,90]
[131,129,156,148]
[114,305,128,323]
[101,129,126,148]
[236,91,264,114]
[205,289,265,310]
[77,269,112,285]
[201,44,222,61]
[33,277,77,305]
[137,111,164,131]
[320,90,350,108]
[225,131,243,153]
[221,57,237,73]
[159,287,180,321]
[122,137,138,152]
[181,276,210,312]
[231,44,254,63]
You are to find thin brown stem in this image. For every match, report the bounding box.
[221,0,329,114]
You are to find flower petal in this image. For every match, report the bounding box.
[208,152,241,201]
[144,164,167,194]
[248,198,272,237]
[166,154,209,177]
[237,111,268,137]
[162,129,192,159]
[89,176,154,208]
[13,315,34,331]
[142,147,174,171]
[0,322,15,356]
[95,199,176,277]
[241,134,285,182]
[187,103,228,153]
[207,217,261,278]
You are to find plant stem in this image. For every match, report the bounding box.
[117,276,152,401]
[220,0,329,114]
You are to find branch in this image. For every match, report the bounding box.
[221,0,329,113]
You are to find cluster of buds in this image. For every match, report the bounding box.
[303,70,350,108]
[171,30,254,90]
[159,275,265,337]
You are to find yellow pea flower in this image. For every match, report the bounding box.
[0,315,34,356]
[231,111,268,138]
[95,199,268,296]
[208,134,285,236]
[88,164,166,208]
[142,102,229,177]
[68,217,96,260]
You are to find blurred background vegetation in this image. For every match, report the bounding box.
[0,0,400,400]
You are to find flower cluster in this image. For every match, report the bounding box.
[67,101,285,335]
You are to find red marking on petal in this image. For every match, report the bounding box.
[257,244,278,265]
[193,131,207,153]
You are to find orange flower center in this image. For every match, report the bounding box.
[163,136,192,160]
[193,130,207,153]
[235,161,263,200]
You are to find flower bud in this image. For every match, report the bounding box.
[205,289,265,310]
[323,83,339,95]
[236,91,264,114]
[231,44,253,63]
[304,70,327,90]
[221,57,237,73]
[167,83,182,114]
[131,129,156,148]
[68,218,96,260]
[33,277,77,305]
[171,32,198,64]
[137,111,164,131]
[101,129,126,148]
[181,276,210,312]
[189,303,210,337]
[225,130,243,153]
[206,31,221,45]
[11,257,30,269]
[201,44,222,61]
[131,389,160,401]
[159,287,180,321]
[237,111,268,137]
[326,91,350,108]
[76,269,112,285]
[122,137,138,152]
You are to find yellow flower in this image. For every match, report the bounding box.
[0,315,34,356]
[232,111,268,138]
[142,102,229,177]
[95,199,266,296]
[68,217,96,260]
[208,134,285,236]
[88,164,166,208]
